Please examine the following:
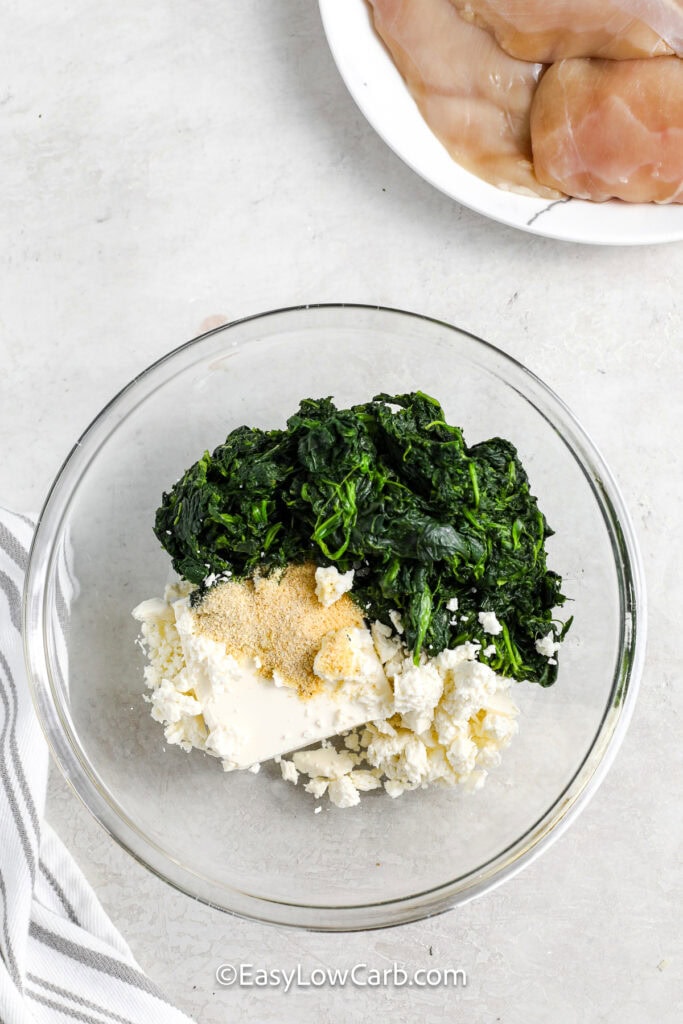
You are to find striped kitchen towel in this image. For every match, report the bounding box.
[0,508,196,1024]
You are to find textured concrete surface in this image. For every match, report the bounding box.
[1,1,681,1021]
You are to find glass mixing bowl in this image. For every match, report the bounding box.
[24,304,645,930]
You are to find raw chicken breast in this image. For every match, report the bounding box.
[449,1,683,61]
[530,57,683,203]
[368,0,559,197]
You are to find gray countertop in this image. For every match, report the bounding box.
[1,1,681,1021]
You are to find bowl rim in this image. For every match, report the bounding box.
[23,302,647,931]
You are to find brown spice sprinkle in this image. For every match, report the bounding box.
[193,563,364,698]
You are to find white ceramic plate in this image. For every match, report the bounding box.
[319,0,683,245]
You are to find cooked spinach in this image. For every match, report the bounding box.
[155,392,571,684]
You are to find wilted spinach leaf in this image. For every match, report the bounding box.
[155,392,571,684]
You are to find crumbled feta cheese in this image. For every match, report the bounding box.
[314,565,355,607]
[435,643,480,670]
[446,597,459,612]
[164,715,207,753]
[371,718,397,737]
[478,611,503,635]
[304,777,329,798]
[475,746,502,769]
[328,775,361,808]
[535,631,561,659]
[280,759,299,785]
[348,770,382,792]
[371,620,403,665]
[445,731,478,776]
[293,747,355,779]
[392,659,443,719]
[132,597,175,623]
[149,680,202,724]
[344,731,360,751]
[388,609,404,634]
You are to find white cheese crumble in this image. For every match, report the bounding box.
[478,610,503,635]
[314,565,355,607]
[304,777,329,798]
[149,680,202,724]
[392,660,443,734]
[132,582,209,754]
[388,609,404,635]
[280,759,299,785]
[292,747,355,779]
[535,631,561,659]
[328,775,361,808]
